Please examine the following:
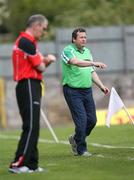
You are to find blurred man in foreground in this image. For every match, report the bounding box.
[9,14,56,173]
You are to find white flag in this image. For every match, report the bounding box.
[106,87,124,127]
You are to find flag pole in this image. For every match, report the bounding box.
[41,108,59,143]
[123,106,134,125]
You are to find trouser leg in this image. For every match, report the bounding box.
[11,79,41,170]
[84,88,97,137]
[63,86,87,154]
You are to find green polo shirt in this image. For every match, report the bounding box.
[61,43,95,88]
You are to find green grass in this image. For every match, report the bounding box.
[0,124,134,180]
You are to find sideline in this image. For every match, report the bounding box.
[1,134,134,149]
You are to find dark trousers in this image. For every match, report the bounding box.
[63,85,97,155]
[12,79,41,170]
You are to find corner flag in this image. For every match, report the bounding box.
[106,87,134,127]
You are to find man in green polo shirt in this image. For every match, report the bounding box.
[61,28,109,157]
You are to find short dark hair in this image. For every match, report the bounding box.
[26,14,48,27]
[72,28,86,43]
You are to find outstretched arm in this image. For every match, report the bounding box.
[69,58,107,69]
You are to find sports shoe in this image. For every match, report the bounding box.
[68,135,77,155]
[9,166,34,173]
[9,166,46,174]
[35,167,45,172]
[81,151,92,157]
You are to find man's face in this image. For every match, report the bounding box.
[73,32,87,49]
[33,22,48,40]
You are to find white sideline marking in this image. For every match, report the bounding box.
[0,134,69,145]
[46,163,59,166]
[1,134,134,149]
[91,143,134,149]
[96,154,105,158]
[128,157,134,161]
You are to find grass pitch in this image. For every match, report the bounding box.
[0,124,134,180]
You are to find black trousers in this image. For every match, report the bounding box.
[12,79,41,170]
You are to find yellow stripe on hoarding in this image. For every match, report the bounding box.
[0,78,7,128]
[96,108,134,126]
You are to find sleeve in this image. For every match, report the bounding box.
[61,48,75,64]
[87,49,95,73]
[18,37,42,67]
[89,55,95,73]
[18,37,36,55]
[91,66,95,73]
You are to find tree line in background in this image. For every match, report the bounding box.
[1,0,134,40]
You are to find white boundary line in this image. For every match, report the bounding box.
[1,134,134,149]
[90,143,134,149]
[0,134,69,145]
